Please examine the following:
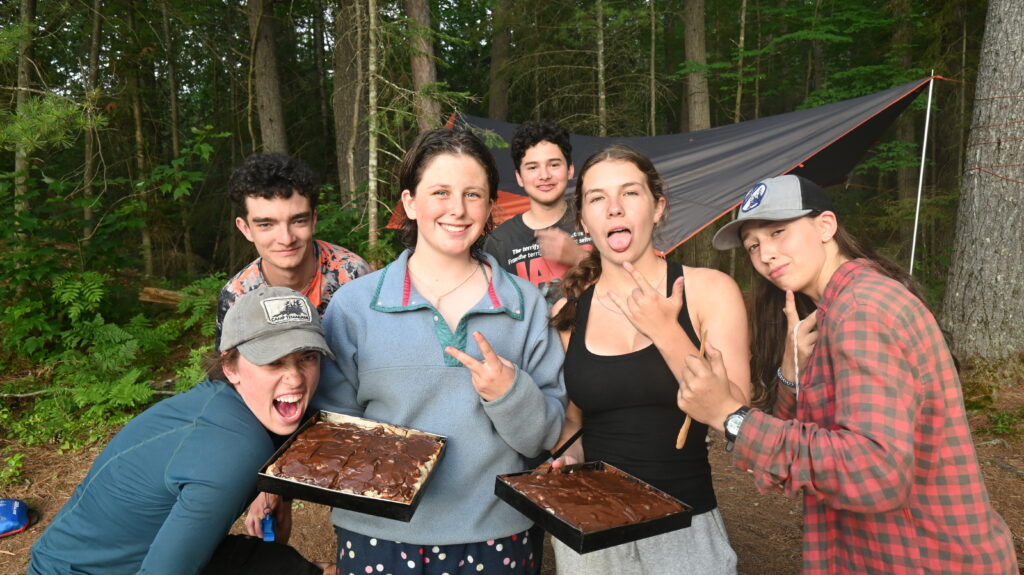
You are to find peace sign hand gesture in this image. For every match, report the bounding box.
[445,331,516,401]
[607,261,684,346]
[781,289,818,383]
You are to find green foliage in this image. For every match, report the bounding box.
[0,95,89,154]
[0,449,26,488]
[139,126,230,201]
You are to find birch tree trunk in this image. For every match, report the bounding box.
[313,0,330,177]
[248,0,288,153]
[407,0,440,131]
[367,0,379,245]
[943,0,1024,359]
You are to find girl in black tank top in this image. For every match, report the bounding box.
[548,145,749,574]
[564,261,717,512]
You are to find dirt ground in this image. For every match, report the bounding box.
[2,389,1022,574]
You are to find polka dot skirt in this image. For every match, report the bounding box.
[334,526,536,575]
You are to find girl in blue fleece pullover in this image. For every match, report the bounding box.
[312,129,567,574]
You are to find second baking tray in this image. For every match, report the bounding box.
[495,461,692,553]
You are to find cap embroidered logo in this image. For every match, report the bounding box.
[261,296,313,325]
[740,183,768,213]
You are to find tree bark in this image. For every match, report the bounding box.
[14,0,36,217]
[683,0,709,132]
[892,0,916,262]
[733,0,747,124]
[406,0,440,131]
[681,0,713,267]
[368,0,379,245]
[943,0,1024,359]
[649,0,656,136]
[248,0,288,153]
[83,0,102,237]
[127,2,153,276]
[488,0,511,122]
[596,0,607,136]
[333,0,368,203]
[313,0,330,178]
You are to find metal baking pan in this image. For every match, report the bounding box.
[495,461,692,553]
[256,410,446,522]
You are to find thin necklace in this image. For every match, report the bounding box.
[409,262,483,308]
[594,264,667,315]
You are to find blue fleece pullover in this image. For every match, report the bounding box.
[312,250,566,545]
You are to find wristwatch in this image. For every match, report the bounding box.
[723,406,751,452]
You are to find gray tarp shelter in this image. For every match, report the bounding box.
[454,77,932,254]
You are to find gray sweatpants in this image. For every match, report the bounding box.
[551,508,737,575]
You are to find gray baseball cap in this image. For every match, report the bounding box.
[712,174,834,250]
[219,286,335,365]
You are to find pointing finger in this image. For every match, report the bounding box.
[444,346,480,369]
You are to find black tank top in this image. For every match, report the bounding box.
[563,261,717,514]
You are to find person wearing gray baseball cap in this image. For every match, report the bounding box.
[29,287,336,575]
[675,174,1018,574]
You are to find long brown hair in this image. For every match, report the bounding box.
[748,213,932,409]
[550,144,667,332]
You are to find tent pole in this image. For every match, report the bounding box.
[908,74,935,276]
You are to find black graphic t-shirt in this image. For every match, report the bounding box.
[483,211,592,306]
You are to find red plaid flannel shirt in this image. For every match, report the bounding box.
[732,260,1018,574]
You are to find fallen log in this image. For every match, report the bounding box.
[139,287,186,305]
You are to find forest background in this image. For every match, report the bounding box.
[1,0,1022,504]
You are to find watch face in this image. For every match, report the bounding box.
[726,415,743,436]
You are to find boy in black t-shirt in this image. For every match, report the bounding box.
[483,120,592,306]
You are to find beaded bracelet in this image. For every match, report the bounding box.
[776,366,798,388]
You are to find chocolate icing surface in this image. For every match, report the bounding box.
[503,466,686,532]
[269,421,443,503]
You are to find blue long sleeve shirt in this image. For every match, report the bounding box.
[312,250,567,545]
[29,380,277,575]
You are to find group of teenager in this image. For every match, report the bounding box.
[27,119,1018,575]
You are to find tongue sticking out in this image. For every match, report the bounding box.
[607,229,632,252]
[274,399,300,420]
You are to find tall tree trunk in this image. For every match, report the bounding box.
[943,0,1024,359]
[161,1,194,276]
[127,3,154,276]
[83,0,102,238]
[683,0,709,132]
[892,0,915,262]
[681,0,713,267]
[313,0,330,179]
[733,0,747,123]
[14,0,36,218]
[248,0,288,153]
[406,0,440,131]
[488,0,511,122]
[367,0,379,246]
[333,0,367,204]
[649,0,656,136]
[596,0,607,136]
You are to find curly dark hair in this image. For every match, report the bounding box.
[398,128,500,253]
[511,119,572,172]
[228,153,320,219]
